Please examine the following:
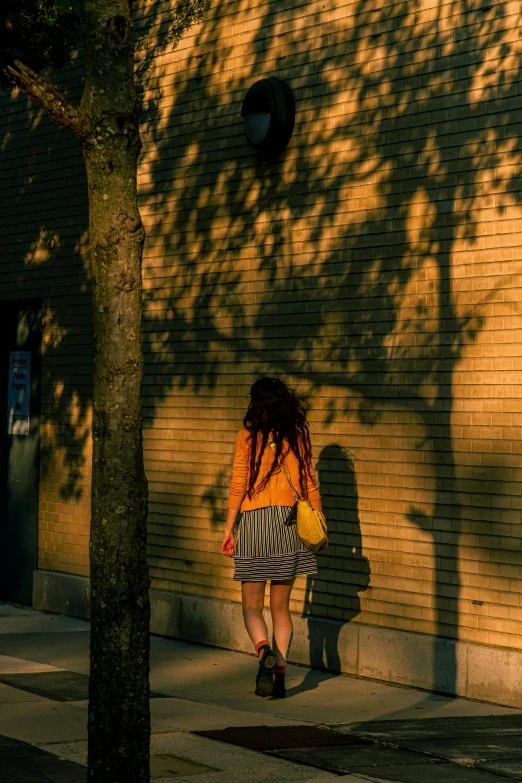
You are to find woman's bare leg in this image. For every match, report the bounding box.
[270,578,295,667]
[241,581,268,648]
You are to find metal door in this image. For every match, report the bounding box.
[0,303,41,605]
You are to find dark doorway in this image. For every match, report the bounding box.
[0,302,42,605]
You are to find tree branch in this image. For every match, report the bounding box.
[5,59,91,142]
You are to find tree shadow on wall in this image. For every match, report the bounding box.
[288,445,369,695]
[0,78,91,507]
[136,0,522,696]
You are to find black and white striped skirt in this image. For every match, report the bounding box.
[233,505,318,582]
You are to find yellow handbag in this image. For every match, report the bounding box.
[268,439,328,552]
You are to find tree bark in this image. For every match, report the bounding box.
[4,1,150,778]
[5,4,150,776]
[5,60,91,140]
[81,2,150,781]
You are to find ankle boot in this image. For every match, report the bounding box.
[272,670,286,699]
[255,644,276,697]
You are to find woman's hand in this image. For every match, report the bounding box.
[221,533,235,557]
[222,508,239,557]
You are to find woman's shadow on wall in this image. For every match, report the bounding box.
[287,444,370,696]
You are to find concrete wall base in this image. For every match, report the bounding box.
[33,569,522,708]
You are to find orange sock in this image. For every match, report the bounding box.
[255,639,269,657]
[274,665,286,674]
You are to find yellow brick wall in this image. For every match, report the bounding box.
[137,0,522,649]
[0,68,92,578]
[2,0,522,651]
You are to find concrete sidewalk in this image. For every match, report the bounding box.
[1,602,521,782]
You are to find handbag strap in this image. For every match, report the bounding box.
[268,437,302,502]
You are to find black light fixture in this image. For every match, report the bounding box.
[241,77,295,155]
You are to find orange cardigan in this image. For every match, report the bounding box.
[227,428,321,512]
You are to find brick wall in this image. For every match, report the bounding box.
[3,0,522,652]
[0,64,92,578]
[138,0,522,650]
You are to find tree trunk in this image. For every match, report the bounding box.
[82,2,150,781]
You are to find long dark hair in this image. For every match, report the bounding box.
[243,377,313,499]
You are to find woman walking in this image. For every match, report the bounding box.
[221,377,325,699]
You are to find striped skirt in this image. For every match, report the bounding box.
[233,505,318,582]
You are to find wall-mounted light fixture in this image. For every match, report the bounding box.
[241,77,295,156]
